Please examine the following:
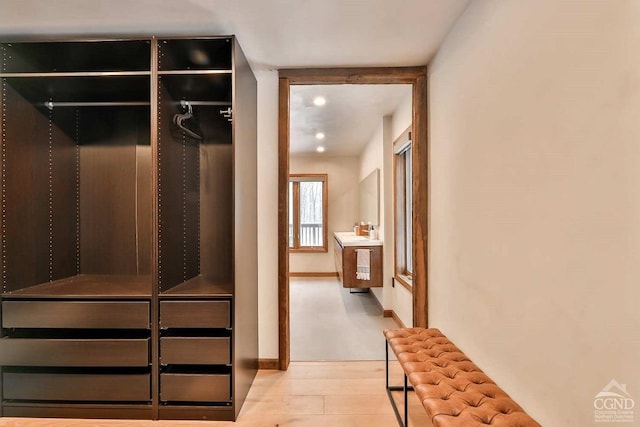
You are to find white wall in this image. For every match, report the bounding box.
[255,70,279,359]
[358,93,414,327]
[289,155,360,273]
[359,120,387,304]
[390,92,414,328]
[391,91,412,141]
[429,1,640,426]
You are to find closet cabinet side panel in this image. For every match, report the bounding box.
[136,136,152,276]
[0,82,3,286]
[79,109,142,275]
[156,84,199,291]
[231,39,258,418]
[51,108,80,281]
[200,144,232,283]
[183,139,199,280]
[158,86,184,290]
[2,85,76,292]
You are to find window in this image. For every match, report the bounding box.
[394,128,412,289]
[288,174,328,252]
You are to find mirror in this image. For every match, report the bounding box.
[359,168,379,226]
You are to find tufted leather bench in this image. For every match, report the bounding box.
[384,328,540,427]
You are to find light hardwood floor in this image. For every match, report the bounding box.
[0,361,430,427]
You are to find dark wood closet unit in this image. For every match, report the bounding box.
[0,36,258,421]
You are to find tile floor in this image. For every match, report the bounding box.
[290,277,399,361]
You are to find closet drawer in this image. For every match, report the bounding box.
[161,373,230,402]
[160,300,230,328]
[2,301,150,329]
[161,337,230,365]
[3,372,151,401]
[0,338,149,367]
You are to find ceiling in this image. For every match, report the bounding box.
[0,0,469,70]
[290,84,412,156]
[0,0,469,156]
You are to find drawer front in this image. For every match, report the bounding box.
[0,338,149,367]
[2,301,150,329]
[3,372,150,401]
[161,337,230,365]
[342,246,383,288]
[161,373,230,402]
[160,300,230,328]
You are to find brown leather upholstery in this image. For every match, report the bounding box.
[384,328,540,427]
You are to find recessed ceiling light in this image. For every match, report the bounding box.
[313,96,326,106]
[315,132,325,140]
[316,146,325,153]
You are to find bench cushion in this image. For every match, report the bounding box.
[384,328,540,427]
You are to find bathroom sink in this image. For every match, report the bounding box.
[334,231,381,246]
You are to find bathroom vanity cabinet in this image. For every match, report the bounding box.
[333,232,383,288]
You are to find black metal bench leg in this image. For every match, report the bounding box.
[386,340,389,389]
[385,338,413,427]
[404,372,409,427]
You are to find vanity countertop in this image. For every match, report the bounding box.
[334,231,383,247]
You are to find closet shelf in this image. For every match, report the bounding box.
[0,71,151,78]
[158,70,232,76]
[160,276,233,298]
[2,275,152,299]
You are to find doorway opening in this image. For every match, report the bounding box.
[278,68,428,370]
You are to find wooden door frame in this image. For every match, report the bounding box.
[278,67,428,370]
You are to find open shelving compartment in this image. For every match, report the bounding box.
[0,39,154,419]
[156,37,234,299]
[156,37,238,421]
[1,39,153,299]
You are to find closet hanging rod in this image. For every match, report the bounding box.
[177,101,231,106]
[157,69,232,76]
[45,101,150,109]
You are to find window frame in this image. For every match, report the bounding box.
[288,174,328,253]
[394,127,413,291]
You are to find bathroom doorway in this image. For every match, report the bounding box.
[278,68,429,369]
